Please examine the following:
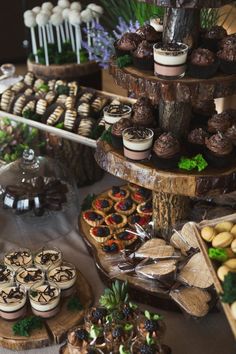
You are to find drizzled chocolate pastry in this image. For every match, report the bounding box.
[136,24,161,43]
[0,89,15,112]
[47,106,64,126]
[24,72,35,86]
[68,81,79,97]
[132,97,155,127]
[91,96,108,113]
[208,111,232,133]
[64,109,77,130]
[22,100,36,116]
[36,98,48,115]
[77,118,95,137]
[13,95,27,115]
[79,92,93,103]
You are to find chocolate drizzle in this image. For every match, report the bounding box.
[34,285,58,303]
[38,249,60,265]
[49,267,75,282]
[0,265,11,282]
[18,268,43,283]
[106,104,130,115]
[5,251,32,267]
[0,287,24,304]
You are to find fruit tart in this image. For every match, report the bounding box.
[114,198,136,216]
[108,186,130,202]
[105,213,127,229]
[128,214,151,228]
[137,200,153,216]
[92,197,113,213]
[83,210,105,227]
[115,228,137,246]
[90,226,112,243]
[102,239,123,253]
[131,188,151,204]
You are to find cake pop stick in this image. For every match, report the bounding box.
[51,13,64,53]
[62,8,70,41]
[36,13,50,65]
[41,10,52,43]
[60,24,66,43]
[38,27,43,47]
[81,9,93,60]
[69,11,81,63]
[24,12,39,63]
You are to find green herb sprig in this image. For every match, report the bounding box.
[13,316,43,337]
[178,154,208,172]
[221,272,236,304]
[208,248,229,263]
[116,55,133,68]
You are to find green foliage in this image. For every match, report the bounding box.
[67,296,83,312]
[13,316,43,337]
[90,125,105,140]
[119,345,131,354]
[81,193,96,211]
[178,154,208,172]
[100,127,112,144]
[208,247,229,263]
[99,280,129,310]
[116,55,133,68]
[221,272,236,303]
[55,122,64,129]
[56,85,70,95]
[22,109,42,122]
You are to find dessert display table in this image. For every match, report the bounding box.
[0,270,93,351]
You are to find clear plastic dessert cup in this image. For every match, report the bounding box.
[0,285,27,320]
[103,105,132,130]
[0,264,14,289]
[34,247,62,271]
[153,42,189,79]
[15,266,45,291]
[47,261,77,297]
[122,127,154,161]
[4,248,33,272]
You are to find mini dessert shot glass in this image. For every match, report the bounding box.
[29,281,61,318]
[0,285,27,320]
[153,42,189,79]
[0,264,14,289]
[47,262,77,297]
[34,247,62,271]
[15,266,45,291]
[122,127,154,161]
[4,248,33,271]
[103,104,132,130]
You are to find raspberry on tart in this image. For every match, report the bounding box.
[92,197,113,213]
[137,200,153,216]
[90,226,112,243]
[128,214,151,227]
[105,213,127,229]
[131,188,151,204]
[114,198,136,216]
[108,186,130,202]
[114,228,137,246]
[102,239,123,253]
[82,210,105,227]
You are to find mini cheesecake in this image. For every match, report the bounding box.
[131,188,151,204]
[34,247,62,271]
[137,200,153,216]
[105,213,127,229]
[4,249,33,271]
[128,214,151,228]
[0,264,14,289]
[90,225,112,243]
[0,285,27,320]
[92,197,113,213]
[107,186,130,202]
[29,281,61,318]
[102,239,123,253]
[115,228,137,246]
[114,198,136,216]
[48,262,77,297]
[83,210,105,227]
[15,266,44,290]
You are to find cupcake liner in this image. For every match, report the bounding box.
[111,133,123,149]
[204,149,234,168]
[188,59,219,79]
[132,55,154,71]
[219,59,236,74]
[152,153,180,170]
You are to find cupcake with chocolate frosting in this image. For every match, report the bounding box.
[152,132,181,169]
[111,118,132,149]
[207,111,232,133]
[132,40,154,70]
[132,97,155,127]
[201,25,227,52]
[205,132,233,168]
[192,99,216,127]
[187,127,209,153]
[188,48,219,79]
[136,24,161,43]
[217,35,236,74]
[114,32,142,57]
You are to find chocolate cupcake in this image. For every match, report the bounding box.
[187,128,209,154]
[188,48,219,79]
[132,97,155,127]
[111,118,132,149]
[136,24,161,43]
[114,32,142,57]
[207,111,232,133]
[225,125,236,146]
[205,132,233,168]
[152,132,181,169]
[218,33,236,50]
[217,37,236,74]
[201,26,227,52]
[192,99,216,127]
[132,40,154,70]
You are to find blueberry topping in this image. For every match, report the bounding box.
[123,305,134,319]
[102,242,119,253]
[100,200,109,208]
[112,326,124,338]
[117,231,128,240]
[96,227,110,237]
[140,343,156,354]
[75,328,89,341]
[144,319,159,332]
[110,243,118,251]
[92,307,107,321]
[131,215,141,224]
[112,214,122,223]
[139,188,151,198]
[89,212,102,221]
[120,199,132,211]
[120,189,126,196]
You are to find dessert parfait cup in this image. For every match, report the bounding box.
[153,42,189,79]
[15,266,45,291]
[137,313,166,343]
[104,321,135,354]
[47,261,77,297]
[29,280,61,318]
[103,105,132,130]
[84,307,108,348]
[0,264,14,289]
[34,247,62,271]
[122,127,154,161]
[0,284,27,320]
[4,248,33,271]
[131,336,172,354]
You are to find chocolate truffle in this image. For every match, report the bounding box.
[192,100,216,118]
[190,48,215,66]
[219,33,236,50]
[200,26,227,53]
[133,40,154,70]
[217,33,236,73]
[208,112,232,133]
[115,32,142,55]
[136,24,161,43]
[132,97,155,127]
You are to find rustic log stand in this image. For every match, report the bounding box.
[95,0,236,237]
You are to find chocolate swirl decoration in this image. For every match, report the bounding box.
[49,267,75,282]
[153,132,180,158]
[18,268,43,283]
[0,287,24,304]
[6,251,32,267]
[0,265,11,282]
[38,249,60,265]
[34,285,58,303]
[205,132,233,155]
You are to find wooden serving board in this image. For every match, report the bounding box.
[192,214,236,339]
[0,269,93,351]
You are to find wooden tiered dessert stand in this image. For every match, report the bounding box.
[95,0,236,237]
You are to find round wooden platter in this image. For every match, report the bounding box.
[95,140,236,198]
[0,270,93,351]
[109,60,236,104]
[144,0,232,8]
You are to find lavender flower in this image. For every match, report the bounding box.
[113,17,140,39]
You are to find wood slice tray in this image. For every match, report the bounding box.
[0,269,93,351]
[109,60,236,104]
[145,0,233,8]
[192,214,236,339]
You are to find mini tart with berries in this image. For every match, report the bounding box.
[107,186,130,202]
[128,214,151,228]
[105,213,127,229]
[102,239,123,253]
[131,188,151,204]
[90,226,112,243]
[114,198,136,216]
[92,197,113,213]
[137,200,153,216]
[114,228,138,246]
[82,210,105,227]
[128,182,142,193]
